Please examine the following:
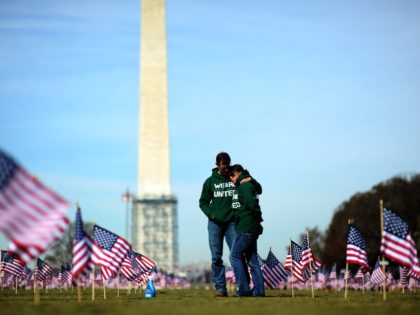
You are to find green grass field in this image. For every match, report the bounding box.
[1,288,420,315]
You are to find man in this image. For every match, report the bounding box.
[199,152,236,297]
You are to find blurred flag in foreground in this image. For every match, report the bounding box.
[0,149,69,262]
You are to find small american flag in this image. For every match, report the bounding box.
[400,265,409,286]
[71,208,93,281]
[285,241,306,283]
[0,150,70,262]
[380,208,420,278]
[131,250,156,274]
[300,234,313,268]
[92,225,131,280]
[1,250,25,278]
[346,224,369,269]
[262,250,288,288]
[120,251,139,281]
[370,259,385,285]
[59,264,72,286]
[36,258,53,282]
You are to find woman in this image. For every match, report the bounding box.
[229,164,265,297]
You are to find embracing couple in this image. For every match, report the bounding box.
[199,152,265,297]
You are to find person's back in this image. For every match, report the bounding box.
[229,164,265,297]
[232,169,263,235]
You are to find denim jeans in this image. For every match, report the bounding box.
[230,232,265,297]
[207,219,236,293]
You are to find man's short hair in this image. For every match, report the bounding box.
[216,152,231,166]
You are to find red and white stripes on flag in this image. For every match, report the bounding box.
[132,251,156,274]
[380,208,420,278]
[120,254,138,281]
[346,224,369,269]
[36,258,53,282]
[1,250,25,278]
[0,150,70,263]
[91,225,131,280]
[71,208,93,281]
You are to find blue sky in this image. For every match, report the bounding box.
[1,0,419,264]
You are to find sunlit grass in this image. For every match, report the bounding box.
[1,288,419,315]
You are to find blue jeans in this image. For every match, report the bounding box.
[208,219,237,293]
[230,232,265,297]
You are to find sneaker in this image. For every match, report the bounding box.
[215,291,228,297]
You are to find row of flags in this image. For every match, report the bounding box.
[345,208,420,280]
[226,208,420,291]
[0,149,419,292]
[0,149,158,287]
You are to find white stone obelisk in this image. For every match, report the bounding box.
[133,0,178,273]
[138,0,170,197]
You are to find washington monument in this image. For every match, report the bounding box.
[132,0,178,273]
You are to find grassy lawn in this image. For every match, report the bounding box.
[1,288,419,315]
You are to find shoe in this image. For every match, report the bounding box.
[215,291,228,297]
[233,291,252,297]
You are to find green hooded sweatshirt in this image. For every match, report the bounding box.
[231,170,263,234]
[199,168,236,224]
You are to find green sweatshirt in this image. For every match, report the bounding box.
[199,168,236,224]
[231,171,263,234]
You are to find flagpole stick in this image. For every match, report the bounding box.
[34,270,40,305]
[77,278,81,303]
[344,219,352,300]
[290,238,294,298]
[0,266,3,291]
[15,276,18,295]
[307,231,315,299]
[380,199,387,301]
[117,271,120,298]
[102,274,106,300]
[361,274,364,294]
[344,262,349,299]
[92,266,95,301]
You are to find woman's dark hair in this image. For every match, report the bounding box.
[230,164,244,176]
[216,152,231,166]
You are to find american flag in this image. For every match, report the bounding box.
[262,250,288,288]
[59,264,72,286]
[380,208,420,278]
[71,208,93,281]
[400,265,409,286]
[355,267,365,279]
[131,250,156,274]
[301,234,322,272]
[36,258,53,282]
[120,251,139,281]
[346,224,369,269]
[300,233,313,268]
[370,259,385,285]
[92,225,131,280]
[1,250,25,278]
[284,241,306,283]
[0,150,70,263]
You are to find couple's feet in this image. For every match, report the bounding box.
[234,292,265,297]
[215,291,228,297]
[215,290,265,298]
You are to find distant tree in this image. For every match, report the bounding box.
[322,174,420,271]
[43,221,94,272]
